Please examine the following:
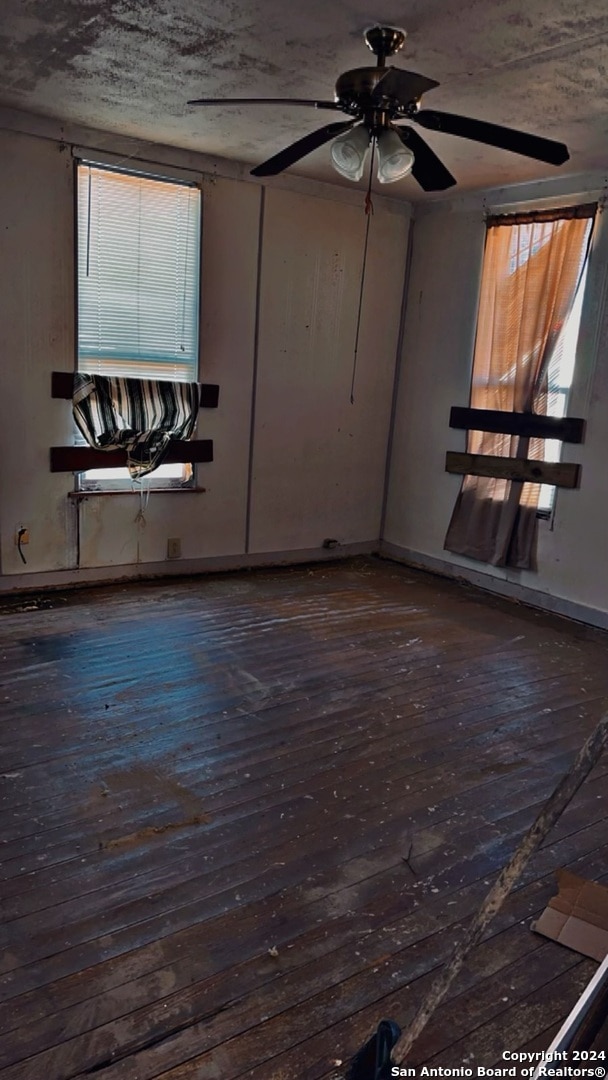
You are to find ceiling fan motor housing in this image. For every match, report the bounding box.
[334,67,394,114]
[334,67,438,122]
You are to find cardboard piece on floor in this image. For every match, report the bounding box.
[532,869,608,962]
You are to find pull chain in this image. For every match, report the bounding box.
[350,140,376,404]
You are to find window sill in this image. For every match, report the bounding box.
[69,487,206,498]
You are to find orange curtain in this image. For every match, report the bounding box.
[444,209,594,569]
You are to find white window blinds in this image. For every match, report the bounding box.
[77,163,201,382]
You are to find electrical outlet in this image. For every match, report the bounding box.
[15,526,29,545]
[167,538,181,560]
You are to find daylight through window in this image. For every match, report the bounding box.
[444,203,595,570]
[469,207,594,515]
[76,162,201,488]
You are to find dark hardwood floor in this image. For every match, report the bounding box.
[0,556,607,1078]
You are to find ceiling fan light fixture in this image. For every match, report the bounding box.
[330,124,371,181]
[376,128,415,183]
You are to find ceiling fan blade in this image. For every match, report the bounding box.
[371,67,440,107]
[250,119,357,177]
[187,96,340,110]
[414,109,569,165]
[396,127,457,191]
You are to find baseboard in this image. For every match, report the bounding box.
[379,541,608,633]
[0,541,377,596]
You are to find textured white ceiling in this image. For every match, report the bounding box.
[1,0,608,199]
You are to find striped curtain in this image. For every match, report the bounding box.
[73,374,200,479]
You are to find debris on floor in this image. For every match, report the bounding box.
[532,869,608,961]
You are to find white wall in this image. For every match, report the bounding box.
[250,187,406,553]
[0,124,409,588]
[0,131,75,576]
[384,181,608,627]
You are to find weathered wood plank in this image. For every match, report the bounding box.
[445,451,581,487]
[64,884,601,1080]
[3,784,606,1076]
[3,757,605,1053]
[449,407,585,443]
[51,371,220,408]
[1,559,607,1076]
[427,963,596,1070]
[0,705,601,954]
[49,441,213,472]
[0,720,599,980]
[3,812,608,1075]
[1,691,598,911]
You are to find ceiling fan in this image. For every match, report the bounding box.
[188,26,570,192]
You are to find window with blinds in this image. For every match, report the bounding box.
[77,163,201,381]
[75,162,201,488]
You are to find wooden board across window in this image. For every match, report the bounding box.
[50,441,213,473]
[449,407,585,443]
[445,451,581,488]
[51,371,220,409]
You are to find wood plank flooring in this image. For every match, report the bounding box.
[1,556,607,1078]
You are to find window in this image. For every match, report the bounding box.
[445,204,595,570]
[76,162,201,489]
[468,206,594,517]
[536,261,588,513]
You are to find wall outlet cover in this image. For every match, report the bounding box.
[167,538,181,559]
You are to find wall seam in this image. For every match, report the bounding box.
[245,186,265,554]
[72,155,81,570]
[379,216,415,541]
